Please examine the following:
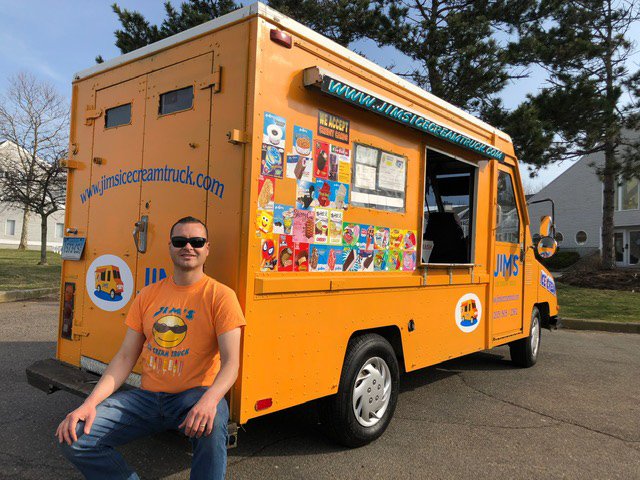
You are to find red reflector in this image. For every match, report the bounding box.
[270,29,292,48]
[255,398,273,411]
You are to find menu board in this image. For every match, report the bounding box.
[351,143,406,212]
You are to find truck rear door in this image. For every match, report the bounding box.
[80,53,215,366]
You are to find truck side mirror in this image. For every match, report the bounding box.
[536,236,557,258]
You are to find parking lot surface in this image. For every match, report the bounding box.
[1,298,639,479]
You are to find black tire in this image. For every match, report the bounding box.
[319,333,400,448]
[110,289,116,299]
[97,285,101,292]
[509,306,541,367]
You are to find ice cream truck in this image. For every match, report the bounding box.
[26,2,559,447]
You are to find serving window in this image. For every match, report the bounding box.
[421,149,477,264]
[350,143,407,213]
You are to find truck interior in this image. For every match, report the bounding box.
[422,149,476,264]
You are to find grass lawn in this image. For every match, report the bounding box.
[0,249,62,291]
[557,282,640,323]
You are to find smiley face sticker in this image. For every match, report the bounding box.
[152,315,188,348]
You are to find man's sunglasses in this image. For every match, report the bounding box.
[171,236,207,248]
[153,323,188,334]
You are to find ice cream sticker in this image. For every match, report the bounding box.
[374,227,390,250]
[257,176,275,210]
[358,224,376,251]
[315,179,349,210]
[314,140,330,179]
[329,145,350,182]
[294,243,309,272]
[293,125,312,156]
[261,143,284,179]
[314,208,329,244]
[273,204,294,235]
[296,180,316,210]
[387,250,403,271]
[342,223,360,247]
[343,246,359,272]
[328,210,343,245]
[359,249,375,272]
[256,209,273,237]
[260,237,277,272]
[293,209,315,243]
[277,235,294,272]
[286,154,312,181]
[263,112,286,149]
[390,228,404,249]
[455,293,482,333]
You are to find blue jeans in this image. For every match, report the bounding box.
[59,387,228,480]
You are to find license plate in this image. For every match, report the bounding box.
[61,237,86,260]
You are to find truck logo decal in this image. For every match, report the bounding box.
[305,69,505,162]
[145,267,167,287]
[85,254,134,311]
[540,271,556,295]
[79,165,224,204]
[494,253,519,278]
[455,293,482,333]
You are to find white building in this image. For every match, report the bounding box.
[0,140,65,252]
[529,133,640,267]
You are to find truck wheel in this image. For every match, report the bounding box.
[110,289,116,299]
[509,306,541,367]
[320,334,399,448]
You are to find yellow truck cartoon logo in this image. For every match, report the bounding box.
[460,299,479,327]
[94,265,124,301]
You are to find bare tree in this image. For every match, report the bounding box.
[0,72,68,265]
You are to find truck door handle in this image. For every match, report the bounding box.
[133,215,148,253]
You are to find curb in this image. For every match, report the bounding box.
[0,288,58,303]
[559,317,640,334]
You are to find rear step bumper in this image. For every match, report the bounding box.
[26,358,238,448]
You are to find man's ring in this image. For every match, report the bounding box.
[199,424,206,429]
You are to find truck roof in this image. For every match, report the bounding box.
[74,1,511,144]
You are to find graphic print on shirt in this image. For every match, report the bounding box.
[147,305,195,377]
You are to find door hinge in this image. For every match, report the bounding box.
[84,108,103,125]
[199,66,222,93]
[61,159,81,169]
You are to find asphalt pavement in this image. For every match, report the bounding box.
[1,298,639,479]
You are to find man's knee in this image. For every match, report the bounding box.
[58,423,92,459]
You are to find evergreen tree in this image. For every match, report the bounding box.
[504,0,640,269]
[106,0,240,55]
[371,0,538,116]
[266,0,382,46]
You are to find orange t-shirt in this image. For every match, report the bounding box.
[125,275,246,393]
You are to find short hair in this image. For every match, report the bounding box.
[170,216,209,238]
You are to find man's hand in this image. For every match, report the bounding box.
[178,392,219,438]
[55,402,97,445]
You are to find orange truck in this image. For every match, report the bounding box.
[27,2,559,447]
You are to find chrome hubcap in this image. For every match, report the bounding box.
[352,357,391,427]
[531,314,540,358]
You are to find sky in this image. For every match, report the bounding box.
[1,1,638,190]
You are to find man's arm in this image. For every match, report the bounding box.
[179,327,242,438]
[55,328,145,445]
